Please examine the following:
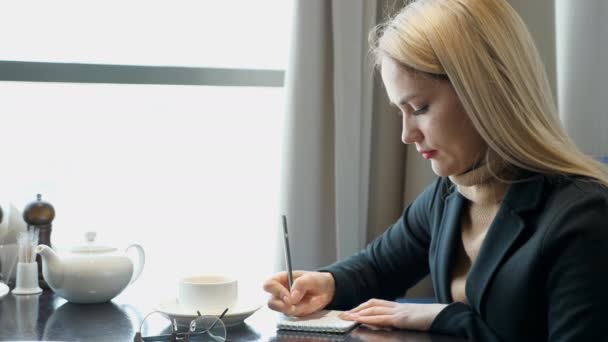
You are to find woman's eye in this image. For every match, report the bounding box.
[412,105,429,116]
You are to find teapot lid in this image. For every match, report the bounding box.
[70,231,117,253]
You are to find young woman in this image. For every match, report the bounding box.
[264,0,608,340]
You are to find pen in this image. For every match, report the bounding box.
[282,215,294,291]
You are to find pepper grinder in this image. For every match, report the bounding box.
[23,194,55,290]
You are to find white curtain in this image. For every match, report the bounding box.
[556,0,608,157]
[278,0,378,271]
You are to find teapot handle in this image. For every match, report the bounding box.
[126,244,145,285]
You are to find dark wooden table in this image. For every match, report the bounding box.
[0,290,466,341]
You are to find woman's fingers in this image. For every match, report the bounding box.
[348,298,396,313]
[342,305,393,319]
[339,300,402,328]
[264,271,335,316]
[265,273,318,314]
[291,295,329,316]
[356,306,395,319]
[289,272,322,304]
[263,279,290,303]
[347,306,396,326]
[268,294,319,317]
[355,315,395,327]
[267,297,295,315]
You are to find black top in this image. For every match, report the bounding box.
[321,173,608,341]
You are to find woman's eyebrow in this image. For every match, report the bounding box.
[390,94,420,107]
[399,94,421,105]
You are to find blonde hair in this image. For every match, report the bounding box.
[370,0,608,187]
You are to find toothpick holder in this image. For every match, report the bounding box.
[12,262,43,295]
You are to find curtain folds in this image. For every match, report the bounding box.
[278,0,381,271]
[556,0,608,157]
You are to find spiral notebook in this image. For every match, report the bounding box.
[276,330,350,341]
[277,310,358,334]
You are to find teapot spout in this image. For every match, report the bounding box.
[35,245,63,290]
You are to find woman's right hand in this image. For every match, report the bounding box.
[263,270,336,317]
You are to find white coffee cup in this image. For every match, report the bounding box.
[178,275,237,314]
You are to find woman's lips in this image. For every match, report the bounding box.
[420,150,436,159]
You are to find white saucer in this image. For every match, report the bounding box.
[0,283,9,299]
[156,297,261,327]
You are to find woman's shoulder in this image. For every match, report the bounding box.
[488,171,608,218]
[535,174,608,260]
[420,172,607,209]
[542,173,608,201]
[530,174,608,235]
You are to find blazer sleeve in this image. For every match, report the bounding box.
[430,302,503,340]
[542,191,608,340]
[319,178,444,310]
[431,185,608,341]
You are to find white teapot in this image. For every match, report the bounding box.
[36,232,145,304]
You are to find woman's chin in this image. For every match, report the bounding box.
[430,161,459,178]
[430,163,449,177]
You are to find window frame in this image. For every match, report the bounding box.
[0,60,284,87]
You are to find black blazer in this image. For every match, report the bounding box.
[322,173,608,341]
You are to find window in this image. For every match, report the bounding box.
[0,0,292,298]
[0,0,291,69]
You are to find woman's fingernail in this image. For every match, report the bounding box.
[283,296,290,304]
[291,290,300,301]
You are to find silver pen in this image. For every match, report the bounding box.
[282,215,294,291]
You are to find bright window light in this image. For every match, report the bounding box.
[0,0,292,299]
[0,81,284,295]
[0,0,292,69]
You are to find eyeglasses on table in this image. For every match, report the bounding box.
[134,308,229,342]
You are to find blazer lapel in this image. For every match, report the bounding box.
[432,191,465,303]
[465,174,545,315]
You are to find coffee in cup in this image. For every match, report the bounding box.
[178,275,237,314]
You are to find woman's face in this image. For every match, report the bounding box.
[381,57,486,177]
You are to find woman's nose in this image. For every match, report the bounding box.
[401,116,422,144]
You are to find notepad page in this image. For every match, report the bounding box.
[277,310,358,333]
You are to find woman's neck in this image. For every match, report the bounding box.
[449,162,509,205]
